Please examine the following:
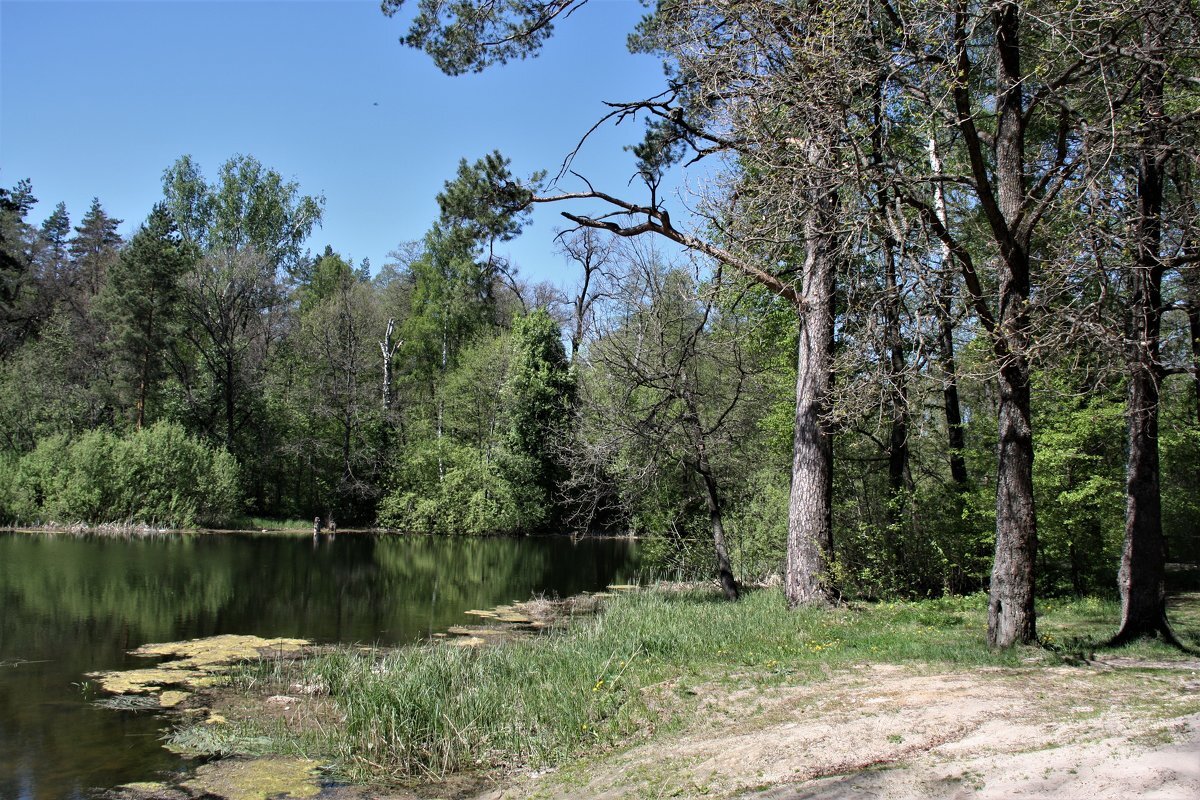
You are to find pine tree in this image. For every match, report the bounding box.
[69,197,122,299]
[0,180,38,353]
[98,204,195,428]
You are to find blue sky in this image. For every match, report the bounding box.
[1,0,676,287]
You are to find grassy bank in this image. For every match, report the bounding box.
[175,587,1200,787]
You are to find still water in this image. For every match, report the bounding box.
[0,530,640,799]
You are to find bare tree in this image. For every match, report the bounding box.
[569,239,758,600]
[556,228,617,362]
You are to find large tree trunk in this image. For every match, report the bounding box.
[1115,360,1171,642]
[785,174,837,607]
[988,355,1038,647]
[1113,28,1174,644]
[985,1,1038,648]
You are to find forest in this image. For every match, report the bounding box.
[1,0,1198,651]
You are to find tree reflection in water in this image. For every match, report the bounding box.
[0,530,638,800]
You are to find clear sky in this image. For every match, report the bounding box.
[0,0,678,287]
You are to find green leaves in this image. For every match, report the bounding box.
[437,151,535,243]
[5,422,241,528]
[384,0,583,76]
[162,154,324,277]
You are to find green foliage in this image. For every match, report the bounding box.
[119,421,242,527]
[377,439,529,535]
[1032,388,1126,596]
[298,246,363,313]
[402,225,497,380]
[96,203,195,425]
[436,151,534,242]
[384,0,570,76]
[1161,380,1200,563]
[162,153,323,277]
[3,422,241,528]
[722,469,789,582]
[503,308,575,526]
[68,197,122,296]
[377,325,559,535]
[0,179,39,354]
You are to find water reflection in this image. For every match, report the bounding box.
[0,530,639,799]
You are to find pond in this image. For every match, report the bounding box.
[0,529,640,799]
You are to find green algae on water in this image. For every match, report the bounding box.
[179,757,323,800]
[89,634,310,698]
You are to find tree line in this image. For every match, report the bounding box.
[1,0,1198,649]
[377,0,1200,646]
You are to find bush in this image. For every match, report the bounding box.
[118,421,242,527]
[1,422,241,528]
[724,469,789,583]
[377,440,539,535]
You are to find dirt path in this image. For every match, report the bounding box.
[496,659,1200,799]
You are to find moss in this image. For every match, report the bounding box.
[446,625,506,637]
[132,634,309,669]
[179,757,322,800]
[88,667,215,694]
[451,636,487,647]
[90,635,310,697]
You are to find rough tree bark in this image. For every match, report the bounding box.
[785,155,838,607]
[1113,15,1175,644]
[952,2,1038,648]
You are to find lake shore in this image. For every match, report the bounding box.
[103,586,1200,800]
[1,522,641,539]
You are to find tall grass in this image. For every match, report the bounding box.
[187,587,1199,785]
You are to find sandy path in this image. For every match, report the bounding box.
[501,660,1200,800]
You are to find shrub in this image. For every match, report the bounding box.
[0,422,241,528]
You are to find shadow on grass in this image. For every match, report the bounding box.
[1045,591,1200,663]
